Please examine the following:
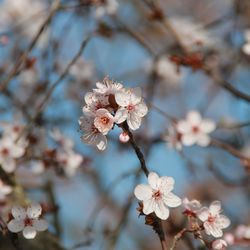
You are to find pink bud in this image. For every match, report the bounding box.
[119,132,129,143]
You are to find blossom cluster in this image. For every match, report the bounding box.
[79,77,148,150]
[165,110,216,150]
[134,172,230,249]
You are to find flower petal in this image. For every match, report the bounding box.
[198,207,210,221]
[196,133,211,147]
[209,201,221,216]
[216,215,230,229]
[23,226,37,239]
[159,176,175,193]
[187,111,202,126]
[96,134,107,151]
[127,113,141,130]
[204,222,223,238]
[148,172,160,189]
[134,102,148,117]
[7,219,24,233]
[155,200,170,220]
[176,120,191,134]
[163,192,181,208]
[27,203,42,219]
[143,198,155,215]
[33,219,48,232]
[134,184,152,201]
[130,87,142,105]
[12,206,26,220]
[114,107,128,124]
[115,91,130,107]
[200,120,216,133]
[181,133,196,146]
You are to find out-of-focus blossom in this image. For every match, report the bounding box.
[176,110,216,147]
[164,126,182,151]
[0,136,26,173]
[155,56,182,86]
[134,172,181,220]
[198,201,230,238]
[182,197,201,216]
[223,233,235,245]
[79,115,107,151]
[119,131,130,143]
[0,0,48,44]
[19,68,38,86]
[169,17,215,50]
[242,29,250,55]
[212,239,228,249]
[94,0,119,18]
[0,179,12,201]
[235,225,250,240]
[115,87,148,130]
[50,128,74,150]
[7,203,48,239]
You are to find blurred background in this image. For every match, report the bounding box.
[0,0,250,249]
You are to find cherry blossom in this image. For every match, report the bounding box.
[7,203,48,239]
[235,224,250,240]
[0,179,12,201]
[79,115,107,150]
[0,136,26,173]
[197,201,230,238]
[94,108,115,135]
[182,197,201,216]
[94,77,123,96]
[115,87,148,130]
[176,110,216,147]
[134,172,181,220]
[212,239,228,250]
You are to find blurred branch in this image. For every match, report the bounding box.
[0,0,61,92]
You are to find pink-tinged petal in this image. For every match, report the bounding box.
[204,222,223,238]
[114,107,128,124]
[33,219,48,232]
[84,92,95,105]
[209,201,221,216]
[1,185,12,195]
[148,172,160,189]
[23,226,37,239]
[163,192,181,208]
[159,176,175,193]
[187,111,202,126]
[115,91,130,107]
[212,239,227,249]
[215,215,230,229]
[154,200,170,220]
[196,134,211,147]
[7,219,24,233]
[11,145,25,158]
[27,203,42,219]
[130,87,142,105]
[176,120,192,134]
[200,120,216,133]
[143,198,155,215]
[181,133,196,146]
[134,184,152,201]
[134,102,148,117]
[12,206,26,220]
[197,207,210,221]
[127,113,141,130]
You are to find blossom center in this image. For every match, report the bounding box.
[24,217,34,226]
[127,104,134,111]
[100,116,109,125]
[208,214,216,223]
[1,148,9,156]
[152,190,162,200]
[192,126,199,133]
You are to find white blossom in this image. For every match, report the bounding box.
[0,136,26,173]
[94,77,123,95]
[164,126,182,151]
[134,172,181,220]
[94,108,115,135]
[176,110,216,147]
[7,203,48,239]
[197,201,230,238]
[115,87,148,130]
[235,225,250,240]
[212,239,228,250]
[79,115,107,151]
[0,179,12,201]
